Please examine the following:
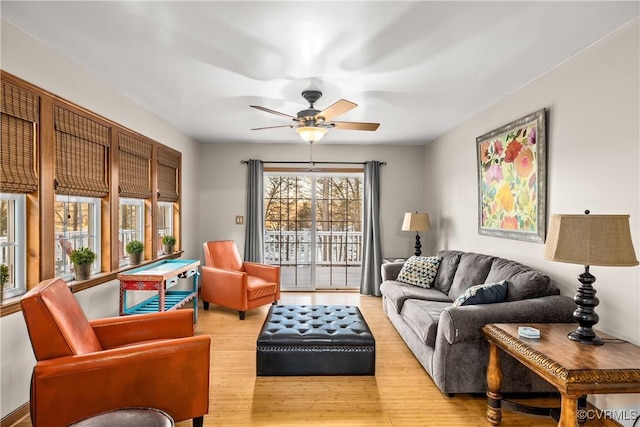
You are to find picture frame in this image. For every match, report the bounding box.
[476,108,547,242]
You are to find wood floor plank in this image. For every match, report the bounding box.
[11,291,610,426]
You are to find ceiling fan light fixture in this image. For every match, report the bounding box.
[251,90,379,139]
[295,126,327,143]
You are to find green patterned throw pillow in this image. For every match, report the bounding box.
[396,256,441,288]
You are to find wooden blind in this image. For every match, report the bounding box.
[119,133,152,199]
[0,81,39,193]
[54,106,110,197]
[157,146,180,202]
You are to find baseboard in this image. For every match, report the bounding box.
[1,403,29,427]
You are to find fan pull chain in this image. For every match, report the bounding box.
[309,141,313,166]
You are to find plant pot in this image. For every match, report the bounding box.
[74,264,91,281]
[163,244,174,255]
[129,252,143,265]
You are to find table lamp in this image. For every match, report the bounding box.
[543,210,638,345]
[402,212,431,257]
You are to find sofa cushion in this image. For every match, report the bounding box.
[448,253,495,300]
[400,299,451,348]
[453,280,508,306]
[380,281,452,313]
[485,258,555,301]
[396,256,441,288]
[432,250,464,294]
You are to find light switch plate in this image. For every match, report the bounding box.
[235,215,244,225]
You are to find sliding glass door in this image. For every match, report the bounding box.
[264,172,363,290]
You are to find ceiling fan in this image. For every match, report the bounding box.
[250,90,380,143]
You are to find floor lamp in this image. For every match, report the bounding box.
[543,211,638,345]
[402,212,431,257]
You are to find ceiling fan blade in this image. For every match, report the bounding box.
[331,121,380,131]
[250,105,297,120]
[317,99,357,122]
[251,125,294,131]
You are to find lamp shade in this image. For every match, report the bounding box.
[402,212,431,232]
[543,214,638,266]
[295,126,327,143]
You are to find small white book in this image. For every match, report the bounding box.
[518,326,541,339]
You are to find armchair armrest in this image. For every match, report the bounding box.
[381,262,405,282]
[200,265,247,303]
[244,262,279,282]
[31,335,211,426]
[439,295,576,344]
[90,310,194,349]
[201,265,246,285]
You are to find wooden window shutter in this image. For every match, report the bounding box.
[0,81,39,193]
[119,133,152,199]
[54,106,110,197]
[157,146,180,202]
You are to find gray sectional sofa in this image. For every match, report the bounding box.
[380,249,577,395]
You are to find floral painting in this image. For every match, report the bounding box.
[476,109,546,242]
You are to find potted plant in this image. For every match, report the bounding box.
[69,247,96,280]
[162,235,176,255]
[0,263,9,303]
[126,240,144,265]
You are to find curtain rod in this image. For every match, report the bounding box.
[240,160,386,165]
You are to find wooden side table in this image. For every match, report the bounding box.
[482,323,640,427]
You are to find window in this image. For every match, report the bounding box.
[55,196,101,280]
[1,79,38,298]
[0,72,185,306]
[119,198,144,265]
[157,202,174,255]
[53,105,108,281]
[0,194,26,298]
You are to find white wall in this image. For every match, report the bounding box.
[197,142,426,260]
[425,18,640,421]
[0,21,201,418]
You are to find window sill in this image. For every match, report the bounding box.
[0,251,185,317]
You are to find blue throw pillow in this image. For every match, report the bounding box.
[396,256,441,288]
[453,281,509,306]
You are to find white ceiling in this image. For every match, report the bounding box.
[2,1,638,145]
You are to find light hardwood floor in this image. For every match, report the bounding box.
[14,291,609,426]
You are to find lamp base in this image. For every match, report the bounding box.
[569,266,604,346]
[567,330,604,346]
[413,233,422,257]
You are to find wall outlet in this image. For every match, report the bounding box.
[235,215,244,225]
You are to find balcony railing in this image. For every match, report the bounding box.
[264,231,362,266]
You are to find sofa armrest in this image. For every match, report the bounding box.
[381,262,405,282]
[439,295,576,344]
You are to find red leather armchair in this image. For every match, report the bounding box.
[201,240,280,320]
[20,278,210,427]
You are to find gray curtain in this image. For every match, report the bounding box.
[360,161,383,296]
[244,159,264,262]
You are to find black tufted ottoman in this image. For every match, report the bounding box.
[256,305,375,376]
